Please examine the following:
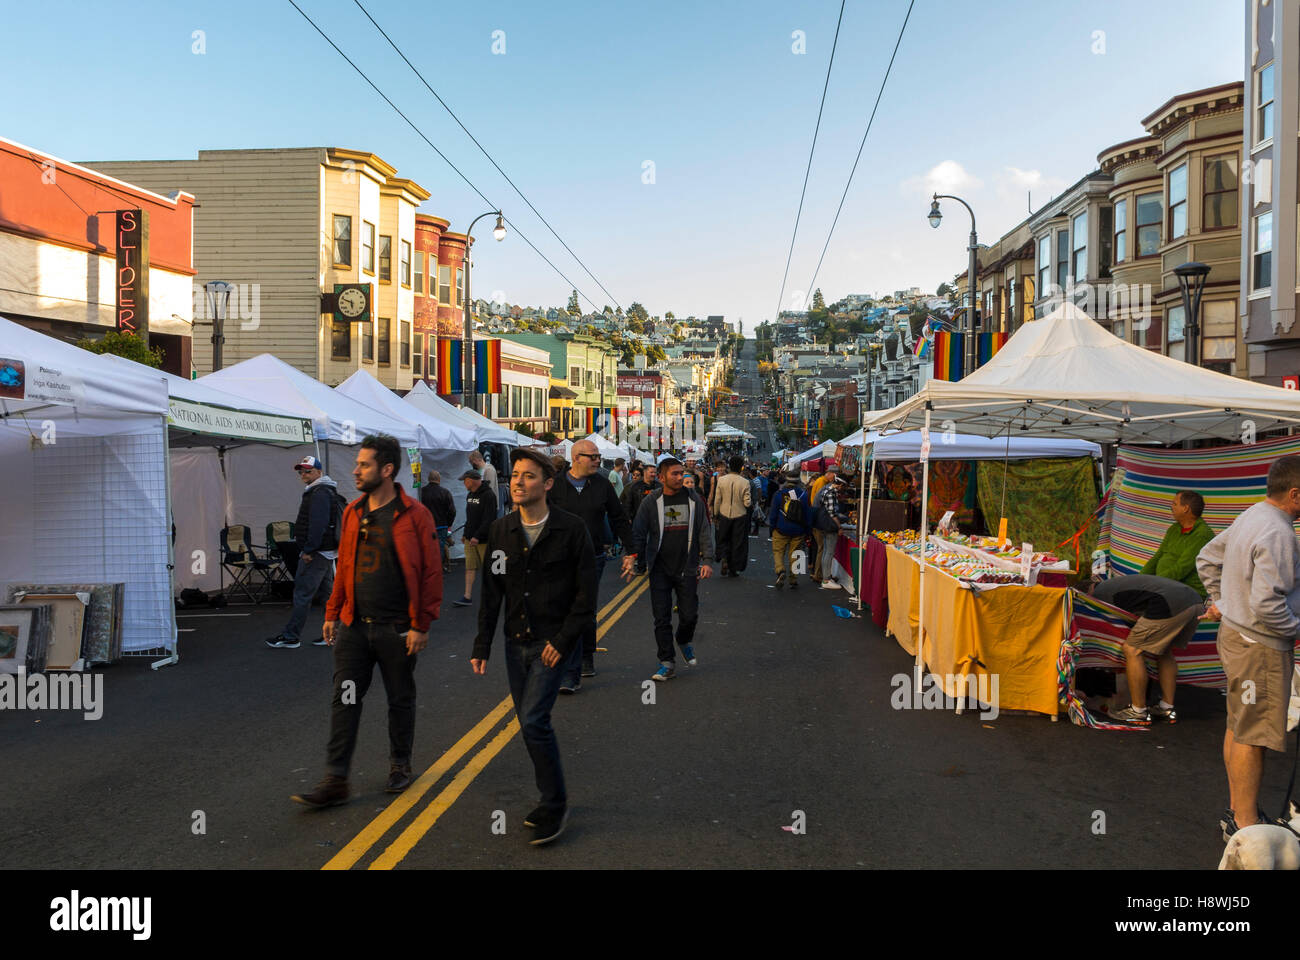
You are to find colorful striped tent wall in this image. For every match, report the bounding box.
[976,331,1008,366]
[435,338,463,395]
[931,331,963,381]
[474,339,501,394]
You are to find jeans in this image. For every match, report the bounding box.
[282,553,335,641]
[504,637,568,815]
[820,531,839,580]
[325,620,418,777]
[562,554,606,685]
[649,564,699,663]
[435,526,452,566]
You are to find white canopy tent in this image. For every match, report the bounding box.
[787,440,838,468]
[582,432,631,460]
[404,380,520,446]
[839,429,1101,461]
[0,316,175,659]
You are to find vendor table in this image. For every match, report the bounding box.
[883,545,1066,717]
[840,535,889,629]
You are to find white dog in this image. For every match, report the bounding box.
[1219,804,1300,870]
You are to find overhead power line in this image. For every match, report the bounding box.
[287,0,603,313]
[805,0,915,300]
[773,0,846,323]
[353,0,623,313]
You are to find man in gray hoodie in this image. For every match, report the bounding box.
[1196,455,1300,838]
[267,456,342,649]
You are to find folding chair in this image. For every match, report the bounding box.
[265,521,297,581]
[220,524,275,604]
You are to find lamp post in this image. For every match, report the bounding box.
[203,280,233,372]
[461,210,506,413]
[928,194,978,378]
[1174,261,1211,367]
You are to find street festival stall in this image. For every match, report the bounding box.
[859,302,1300,722]
[0,316,175,666]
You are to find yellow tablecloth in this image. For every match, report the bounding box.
[883,546,1066,717]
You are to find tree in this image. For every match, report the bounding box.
[77,330,164,368]
[665,311,675,321]
[936,281,953,298]
[567,290,580,315]
[627,301,649,324]
[811,288,826,312]
[514,422,535,438]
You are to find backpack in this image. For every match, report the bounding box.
[780,490,805,526]
[318,489,348,550]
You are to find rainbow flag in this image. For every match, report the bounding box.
[436,338,463,395]
[474,339,501,393]
[976,331,1008,366]
[913,316,934,359]
[931,331,964,381]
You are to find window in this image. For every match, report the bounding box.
[1167,305,1186,362]
[377,235,390,282]
[1136,192,1162,256]
[1056,230,1069,290]
[536,387,544,416]
[414,332,424,376]
[1168,164,1187,240]
[400,321,410,367]
[524,387,532,418]
[377,317,390,363]
[455,267,463,305]
[1098,205,1113,278]
[1072,210,1088,281]
[333,215,352,267]
[1037,236,1050,295]
[1257,62,1275,143]
[361,321,373,361]
[1203,155,1238,229]
[439,265,451,304]
[362,222,376,274]
[586,370,594,390]
[512,385,521,416]
[400,241,412,287]
[414,252,423,294]
[551,406,561,431]
[1113,199,1127,264]
[1006,277,1016,326]
[1254,211,1273,289]
[569,365,581,387]
[331,319,351,360]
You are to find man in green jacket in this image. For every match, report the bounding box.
[1140,490,1215,596]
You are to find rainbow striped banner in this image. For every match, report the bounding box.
[474,339,502,394]
[931,331,963,381]
[976,331,1008,366]
[436,338,462,395]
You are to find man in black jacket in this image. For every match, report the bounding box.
[419,470,456,573]
[548,438,634,691]
[267,456,340,648]
[452,469,496,607]
[472,447,595,846]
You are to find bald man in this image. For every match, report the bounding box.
[546,438,634,692]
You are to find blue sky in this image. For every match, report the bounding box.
[4,0,1243,328]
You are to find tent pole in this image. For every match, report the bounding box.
[153,414,180,670]
[857,441,875,612]
[916,407,932,683]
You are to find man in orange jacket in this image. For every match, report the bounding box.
[293,434,443,808]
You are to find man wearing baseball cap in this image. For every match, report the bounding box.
[267,456,343,648]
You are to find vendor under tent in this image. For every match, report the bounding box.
[0,316,175,663]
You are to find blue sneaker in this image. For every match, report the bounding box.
[681,644,697,666]
[652,662,676,682]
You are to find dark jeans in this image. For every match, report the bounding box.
[282,553,335,641]
[562,554,606,685]
[504,637,568,815]
[326,620,417,777]
[717,515,748,573]
[649,564,699,663]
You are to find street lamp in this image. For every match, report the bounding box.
[461,210,505,413]
[203,280,234,372]
[1174,261,1210,367]
[928,193,979,378]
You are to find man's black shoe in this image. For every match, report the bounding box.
[523,805,547,828]
[529,807,569,845]
[559,678,581,695]
[385,764,414,793]
[265,636,301,649]
[580,658,596,678]
[292,775,349,808]
[310,637,328,647]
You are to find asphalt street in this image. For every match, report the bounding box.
[0,340,1276,870]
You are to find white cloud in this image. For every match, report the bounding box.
[995,166,1068,207]
[900,160,983,196]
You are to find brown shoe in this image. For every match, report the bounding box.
[385,764,414,793]
[292,774,349,808]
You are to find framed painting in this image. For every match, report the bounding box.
[16,594,87,671]
[0,605,37,675]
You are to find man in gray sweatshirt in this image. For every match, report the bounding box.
[1196,455,1300,838]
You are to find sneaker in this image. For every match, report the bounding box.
[1221,807,1270,842]
[820,580,843,590]
[523,805,547,828]
[292,774,349,808]
[265,636,301,649]
[452,597,473,607]
[1149,702,1177,724]
[559,678,581,695]
[385,764,414,793]
[310,637,329,647]
[580,658,596,678]
[529,807,569,846]
[651,663,676,682]
[1106,704,1151,725]
[774,572,786,589]
[682,644,698,666]
[789,577,798,590]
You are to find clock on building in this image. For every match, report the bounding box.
[330,283,371,322]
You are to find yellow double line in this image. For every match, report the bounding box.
[322,572,650,870]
